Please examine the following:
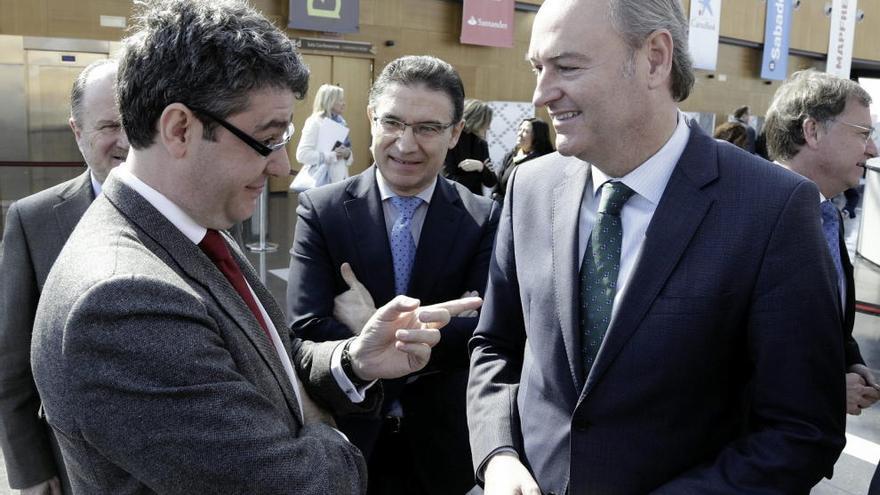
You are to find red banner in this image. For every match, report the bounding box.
[460,0,514,48]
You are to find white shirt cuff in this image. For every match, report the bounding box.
[330,340,376,403]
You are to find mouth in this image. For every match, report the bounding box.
[388,156,422,167]
[549,110,581,123]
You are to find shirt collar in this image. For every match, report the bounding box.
[89,170,102,197]
[590,111,690,205]
[375,167,436,203]
[113,164,208,244]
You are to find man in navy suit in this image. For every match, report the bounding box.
[287,55,499,494]
[764,69,880,416]
[467,0,846,493]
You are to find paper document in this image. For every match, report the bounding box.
[318,118,350,153]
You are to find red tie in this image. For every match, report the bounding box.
[198,229,270,339]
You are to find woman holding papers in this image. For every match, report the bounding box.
[292,84,352,190]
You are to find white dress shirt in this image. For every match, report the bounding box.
[579,112,691,326]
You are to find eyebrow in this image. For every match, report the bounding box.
[255,118,291,132]
[379,113,446,125]
[527,51,591,64]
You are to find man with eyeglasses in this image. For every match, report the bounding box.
[764,69,880,417]
[28,1,480,493]
[286,55,499,494]
[0,58,127,495]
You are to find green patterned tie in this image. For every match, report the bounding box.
[580,181,635,376]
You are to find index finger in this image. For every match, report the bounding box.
[423,296,482,316]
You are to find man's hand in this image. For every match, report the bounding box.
[457,290,480,318]
[348,295,482,380]
[458,159,484,172]
[846,365,880,415]
[19,477,61,495]
[333,263,376,335]
[484,453,541,495]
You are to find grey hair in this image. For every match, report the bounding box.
[368,55,465,123]
[312,84,344,117]
[764,69,871,161]
[607,0,694,102]
[117,0,309,149]
[70,59,118,125]
[462,99,493,135]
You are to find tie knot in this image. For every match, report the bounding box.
[199,229,231,263]
[598,181,635,216]
[820,200,839,225]
[390,196,422,220]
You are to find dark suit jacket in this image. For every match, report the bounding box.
[287,167,499,494]
[467,123,846,495]
[0,171,93,491]
[30,175,379,494]
[838,213,864,367]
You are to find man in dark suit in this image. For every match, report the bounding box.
[29,2,478,493]
[287,55,499,494]
[0,58,128,495]
[467,0,846,494]
[764,69,880,416]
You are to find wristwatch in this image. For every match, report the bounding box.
[341,340,371,388]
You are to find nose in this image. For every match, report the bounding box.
[117,128,130,150]
[867,138,878,159]
[393,125,420,153]
[532,69,560,109]
[265,146,291,177]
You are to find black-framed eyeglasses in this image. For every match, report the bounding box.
[189,106,295,157]
[832,119,878,146]
[372,116,454,139]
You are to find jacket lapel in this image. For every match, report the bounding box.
[102,177,304,423]
[552,158,591,393]
[53,171,94,237]
[344,167,396,303]
[582,124,718,395]
[408,178,465,298]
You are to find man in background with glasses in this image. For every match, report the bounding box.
[0,58,127,495]
[286,55,499,494]
[28,1,479,493]
[764,69,880,417]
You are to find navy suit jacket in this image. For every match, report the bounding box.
[838,214,863,367]
[287,166,499,493]
[467,123,846,495]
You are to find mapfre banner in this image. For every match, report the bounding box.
[826,0,858,79]
[288,0,358,33]
[688,0,722,71]
[460,0,514,48]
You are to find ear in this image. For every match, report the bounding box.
[802,117,823,149]
[448,120,465,149]
[159,103,198,159]
[69,117,82,141]
[643,29,674,91]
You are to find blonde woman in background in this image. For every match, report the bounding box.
[294,84,353,189]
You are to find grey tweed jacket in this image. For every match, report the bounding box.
[31,174,378,494]
[0,171,93,492]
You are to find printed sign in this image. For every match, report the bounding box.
[826,0,858,79]
[688,0,722,71]
[760,0,793,80]
[288,0,358,34]
[460,0,514,48]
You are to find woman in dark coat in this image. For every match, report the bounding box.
[443,99,498,195]
[493,118,554,201]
